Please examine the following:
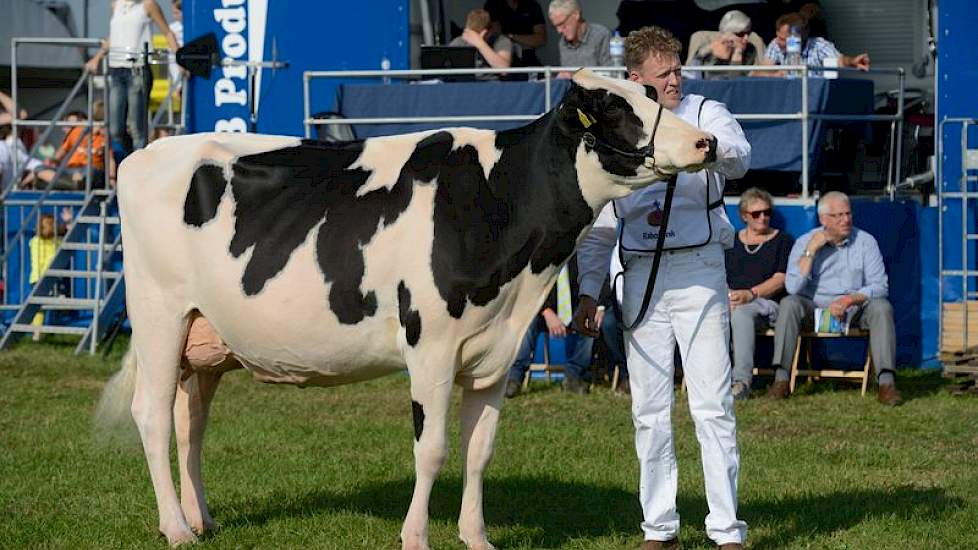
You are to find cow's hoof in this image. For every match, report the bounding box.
[401,533,430,550]
[189,518,217,536]
[160,525,198,547]
[458,533,495,550]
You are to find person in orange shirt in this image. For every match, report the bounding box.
[27,101,113,190]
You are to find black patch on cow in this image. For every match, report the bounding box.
[183,164,226,227]
[220,134,453,324]
[563,85,647,179]
[412,400,425,441]
[430,110,595,318]
[397,281,422,346]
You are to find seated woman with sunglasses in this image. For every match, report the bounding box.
[724,187,794,400]
[686,10,759,80]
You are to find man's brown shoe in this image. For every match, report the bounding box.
[641,538,679,549]
[767,380,790,400]
[877,384,903,406]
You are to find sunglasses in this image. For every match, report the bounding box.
[746,208,772,219]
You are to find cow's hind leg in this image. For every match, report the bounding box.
[457,377,506,550]
[174,369,223,535]
[130,307,196,545]
[401,355,455,550]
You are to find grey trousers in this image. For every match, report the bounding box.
[772,294,896,377]
[730,300,776,385]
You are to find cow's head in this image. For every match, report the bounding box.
[557,69,716,202]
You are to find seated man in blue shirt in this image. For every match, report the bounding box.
[760,12,870,75]
[768,191,902,405]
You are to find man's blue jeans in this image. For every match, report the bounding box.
[108,66,152,158]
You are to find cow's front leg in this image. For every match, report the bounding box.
[457,377,506,550]
[401,363,454,550]
[174,369,223,536]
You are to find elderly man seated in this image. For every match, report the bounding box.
[547,0,612,78]
[768,191,902,406]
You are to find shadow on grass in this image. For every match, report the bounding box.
[218,476,958,548]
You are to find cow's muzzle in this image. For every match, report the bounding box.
[697,135,718,164]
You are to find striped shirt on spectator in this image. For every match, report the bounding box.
[764,36,840,67]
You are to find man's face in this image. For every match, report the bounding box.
[775,24,789,51]
[549,9,580,43]
[818,198,853,242]
[628,53,682,110]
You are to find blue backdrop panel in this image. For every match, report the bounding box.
[185,0,409,136]
[938,0,978,306]
[334,77,871,172]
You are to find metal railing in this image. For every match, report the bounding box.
[303,64,906,201]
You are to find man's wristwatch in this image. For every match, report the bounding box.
[802,248,815,258]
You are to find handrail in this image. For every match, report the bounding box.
[303,63,905,201]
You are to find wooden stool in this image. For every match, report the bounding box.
[788,329,873,396]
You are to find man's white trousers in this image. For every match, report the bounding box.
[621,243,747,545]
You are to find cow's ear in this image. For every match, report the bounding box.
[556,84,595,135]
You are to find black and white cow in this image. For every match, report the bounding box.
[98,70,716,549]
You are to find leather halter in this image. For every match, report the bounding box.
[581,101,664,171]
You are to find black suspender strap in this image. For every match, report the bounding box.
[619,174,678,331]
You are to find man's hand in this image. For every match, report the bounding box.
[806,230,830,254]
[828,295,853,320]
[541,308,567,338]
[709,35,734,60]
[728,288,754,308]
[571,295,600,337]
[851,53,871,71]
[461,28,488,48]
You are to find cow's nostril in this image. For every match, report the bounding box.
[697,136,717,163]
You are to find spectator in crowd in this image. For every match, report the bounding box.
[449,9,513,79]
[548,0,612,78]
[483,0,547,68]
[0,111,43,192]
[761,12,869,74]
[574,26,750,549]
[506,258,590,398]
[29,209,72,340]
[84,0,180,159]
[168,0,185,84]
[769,191,902,406]
[799,2,827,38]
[724,187,793,400]
[687,10,761,79]
[599,283,630,395]
[27,102,111,190]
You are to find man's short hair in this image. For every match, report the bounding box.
[738,187,774,216]
[465,9,491,32]
[623,26,682,71]
[775,12,806,33]
[719,10,751,34]
[817,191,850,214]
[548,0,580,16]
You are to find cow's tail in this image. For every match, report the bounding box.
[93,346,139,445]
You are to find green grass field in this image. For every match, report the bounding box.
[1,339,976,549]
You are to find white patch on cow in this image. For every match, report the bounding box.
[353,131,436,197]
[448,128,503,181]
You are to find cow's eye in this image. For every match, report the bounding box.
[605,105,622,117]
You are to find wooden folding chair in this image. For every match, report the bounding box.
[522,333,565,390]
[788,329,873,396]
